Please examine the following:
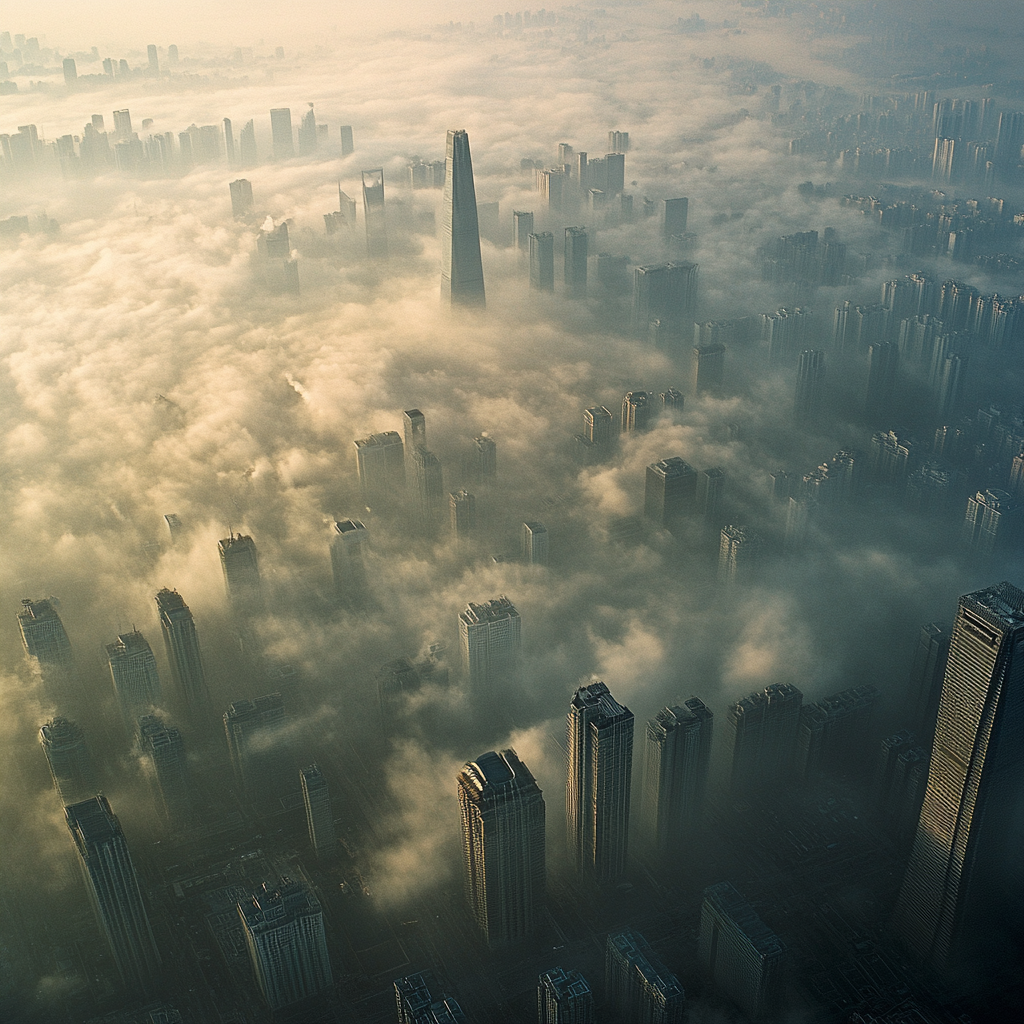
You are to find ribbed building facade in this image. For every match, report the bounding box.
[605,928,685,1024]
[106,631,162,726]
[218,533,263,612]
[156,588,207,714]
[441,129,485,307]
[724,683,803,799]
[300,764,336,859]
[538,966,594,1024]
[40,717,96,804]
[459,597,521,688]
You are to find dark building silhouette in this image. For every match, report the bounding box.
[361,168,388,257]
[270,107,293,159]
[395,971,468,1024]
[724,683,803,799]
[538,967,594,1024]
[137,714,193,827]
[691,343,725,395]
[40,717,96,804]
[794,349,826,424]
[529,231,554,292]
[645,457,697,532]
[229,178,253,220]
[904,622,950,739]
[330,518,369,607]
[300,764,336,860]
[631,262,698,336]
[156,588,207,715]
[441,129,485,307]
[605,928,685,1024]
[564,226,588,298]
[218,533,263,612]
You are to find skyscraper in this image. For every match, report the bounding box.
[793,685,878,782]
[639,699,713,865]
[567,681,634,882]
[691,343,725,395]
[663,197,688,238]
[270,107,294,158]
[521,521,548,565]
[40,717,96,804]
[361,168,388,257]
[441,129,486,308]
[412,447,445,520]
[156,588,207,715]
[18,597,75,688]
[229,178,253,220]
[718,525,761,583]
[330,519,369,606]
[513,210,534,254]
[724,683,803,799]
[622,390,655,433]
[538,967,594,1024]
[113,108,133,142]
[700,882,785,1022]
[299,764,336,859]
[458,749,546,945]
[106,631,161,727]
[238,878,332,1010]
[450,490,476,542]
[564,227,588,299]
[223,117,235,165]
[223,693,288,801]
[605,928,685,1024]
[137,714,193,827]
[960,488,1021,560]
[459,597,521,688]
[395,972,469,1024]
[529,231,554,292]
[794,349,826,424]
[644,457,697,532]
[403,408,427,455]
[297,104,317,155]
[239,119,257,166]
[583,407,613,446]
[353,430,405,506]
[903,622,949,739]
[340,124,354,155]
[893,582,1024,977]
[66,796,161,990]
[865,342,898,418]
[218,533,263,612]
[471,434,497,481]
[631,262,698,336]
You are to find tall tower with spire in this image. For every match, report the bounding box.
[441,129,486,308]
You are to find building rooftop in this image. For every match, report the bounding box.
[460,596,519,626]
[703,881,785,957]
[649,457,695,479]
[66,795,119,846]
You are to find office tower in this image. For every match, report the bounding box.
[700,882,785,1022]
[604,152,625,193]
[794,685,879,781]
[459,597,521,688]
[564,227,588,298]
[661,388,684,416]
[539,168,564,211]
[567,681,634,882]
[573,151,588,186]
[257,220,290,259]
[66,796,160,990]
[583,406,613,445]
[529,232,554,291]
[167,43,178,63]
[522,521,548,565]
[330,518,369,606]
[538,967,594,1024]
[605,929,685,1024]
[794,349,826,424]
[361,169,388,257]
[441,129,486,308]
[412,447,444,520]
[691,343,725,395]
[146,44,158,73]
[876,729,914,809]
[719,525,761,583]
[608,130,629,153]
[450,490,476,542]
[622,390,655,433]
[1009,451,1024,500]
[229,178,253,220]
[63,57,77,88]
[269,107,293,158]
[402,408,427,456]
[663,197,688,238]
[645,457,697,532]
[223,117,235,165]
[137,715,192,827]
[377,652,447,732]
[395,972,469,1024]
[893,582,1024,976]
[458,749,545,946]
[767,470,793,503]
[218,533,263,612]
[961,488,1021,560]
[724,683,803,798]
[762,307,812,365]
[698,467,725,521]
[297,104,317,155]
[40,717,96,804]
[904,623,949,739]
[339,124,354,155]
[354,430,405,506]
[239,878,332,1011]
[223,693,287,799]
[556,142,574,166]
[299,764,336,859]
[472,434,497,481]
[106,632,161,726]
[18,597,75,684]
[513,210,534,253]
[933,352,967,420]
[155,588,207,715]
[239,119,257,166]
[631,262,699,336]
[639,699,713,864]
[113,108,133,142]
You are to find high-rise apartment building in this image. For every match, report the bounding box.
[903,622,950,739]
[583,407,613,446]
[18,597,75,687]
[269,107,294,159]
[960,488,1021,560]
[724,683,803,799]
[239,119,257,166]
[137,714,192,827]
[441,129,486,307]
[605,928,685,1024]
[622,390,655,433]
[459,597,521,688]
[218,533,263,612]
[450,490,476,542]
[458,749,546,945]
[113,108,133,142]
[155,588,207,715]
[238,878,332,1010]
[538,967,594,1024]
[330,519,369,607]
[297,104,317,155]
[865,342,898,418]
[412,447,445,520]
[340,125,354,155]
[564,226,588,299]
[361,168,388,257]
[66,796,161,990]
[691,343,725,395]
[663,197,688,238]
[106,631,161,726]
[631,262,698,336]
[608,130,630,153]
[794,349,826,424]
[893,582,1024,977]
[40,717,96,804]
[395,971,469,1024]
[719,525,761,583]
[645,457,697,531]
[300,764,336,859]
[354,430,405,505]
[529,231,555,292]
[403,408,427,455]
[639,699,713,864]
[567,681,634,882]
[471,434,497,481]
[522,521,548,565]
[513,210,534,254]
[794,685,878,781]
[700,882,785,1022]
[698,466,725,522]
[223,693,288,800]
[229,178,254,220]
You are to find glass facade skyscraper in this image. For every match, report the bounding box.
[441,129,485,307]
